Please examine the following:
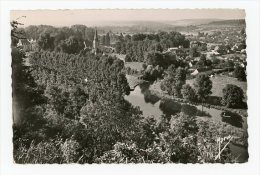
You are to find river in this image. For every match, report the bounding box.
[124,82,248,162]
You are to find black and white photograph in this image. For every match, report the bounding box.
[10,9,249,164]
[1,1,260,175]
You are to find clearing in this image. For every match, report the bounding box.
[186,74,247,99]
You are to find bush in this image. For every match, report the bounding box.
[14,137,80,164]
[221,84,244,108]
[95,142,171,163]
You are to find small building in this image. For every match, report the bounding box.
[240,63,245,68]
[17,39,36,52]
[191,69,199,76]
[240,49,246,54]
[190,41,200,48]
[164,47,178,54]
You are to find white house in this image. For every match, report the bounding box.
[191,69,199,76]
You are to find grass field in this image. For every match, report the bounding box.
[186,74,247,100]
[125,62,143,72]
[126,74,146,89]
[150,74,247,102]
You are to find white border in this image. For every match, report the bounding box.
[1,1,260,175]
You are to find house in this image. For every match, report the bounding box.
[209,74,215,78]
[17,39,37,52]
[191,69,199,76]
[164,47,179,54]
[190,41,200,48]
[240,49,246,54]
[189,62,193,68]
[240,63,245,68]
[145,65,153,72]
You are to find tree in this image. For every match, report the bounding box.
[221,84,244,108]
[105,32,110,46]
[166,113,199,163]
[101,35,106,45]
[173,67,186,97]
[190,47,199,58]
[44,85,69,115]
[57,36,84,54]
[181,84,197,101]
[11,17,26,46]
[37,32,54,51]
[193,73,212,102]
[233,66,246,81]
[145,51,162,67]
[160,67,186,97]
[196,54,207,67]
[240,28,246,35]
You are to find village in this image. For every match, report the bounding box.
[11,11,248,163]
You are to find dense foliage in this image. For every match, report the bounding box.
[115,32,190,62]
[13,48,239,164]
[160,66,186,98]
[193,73,213,102]
[20,25,96,54]
[233,66,247,81]
[181,84,197,102]
[12,20,247,164]
[221,84,245,108]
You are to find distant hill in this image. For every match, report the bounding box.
[166,18,222,26]
[208,19,246,25]
[97,19,224,33]
[98,19,222,27]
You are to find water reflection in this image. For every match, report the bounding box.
[124,83,247,162]
[159,98,182,116]
[221,111,243,128]
[124,83,246,129]
[139,83,160,105]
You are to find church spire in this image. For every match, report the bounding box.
[93,28,99,55]
[94,28,98,42]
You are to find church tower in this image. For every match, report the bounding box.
[93,28,99,55]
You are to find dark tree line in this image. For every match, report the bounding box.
[115,31,190,62]
[20,25,96,54]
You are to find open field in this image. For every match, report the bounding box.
[126,74,146,89]
[187,74,247,99]
[125,62,143,72]
[150,74,247,100]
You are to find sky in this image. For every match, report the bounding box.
[10,9,245,27]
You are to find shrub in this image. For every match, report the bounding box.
[14,137,80,164]
[95,142,171,163]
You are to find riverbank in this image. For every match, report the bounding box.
[126,74,147,90]
[147,80,248,147]
[125,82,248,161]
[149,80,248,118]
